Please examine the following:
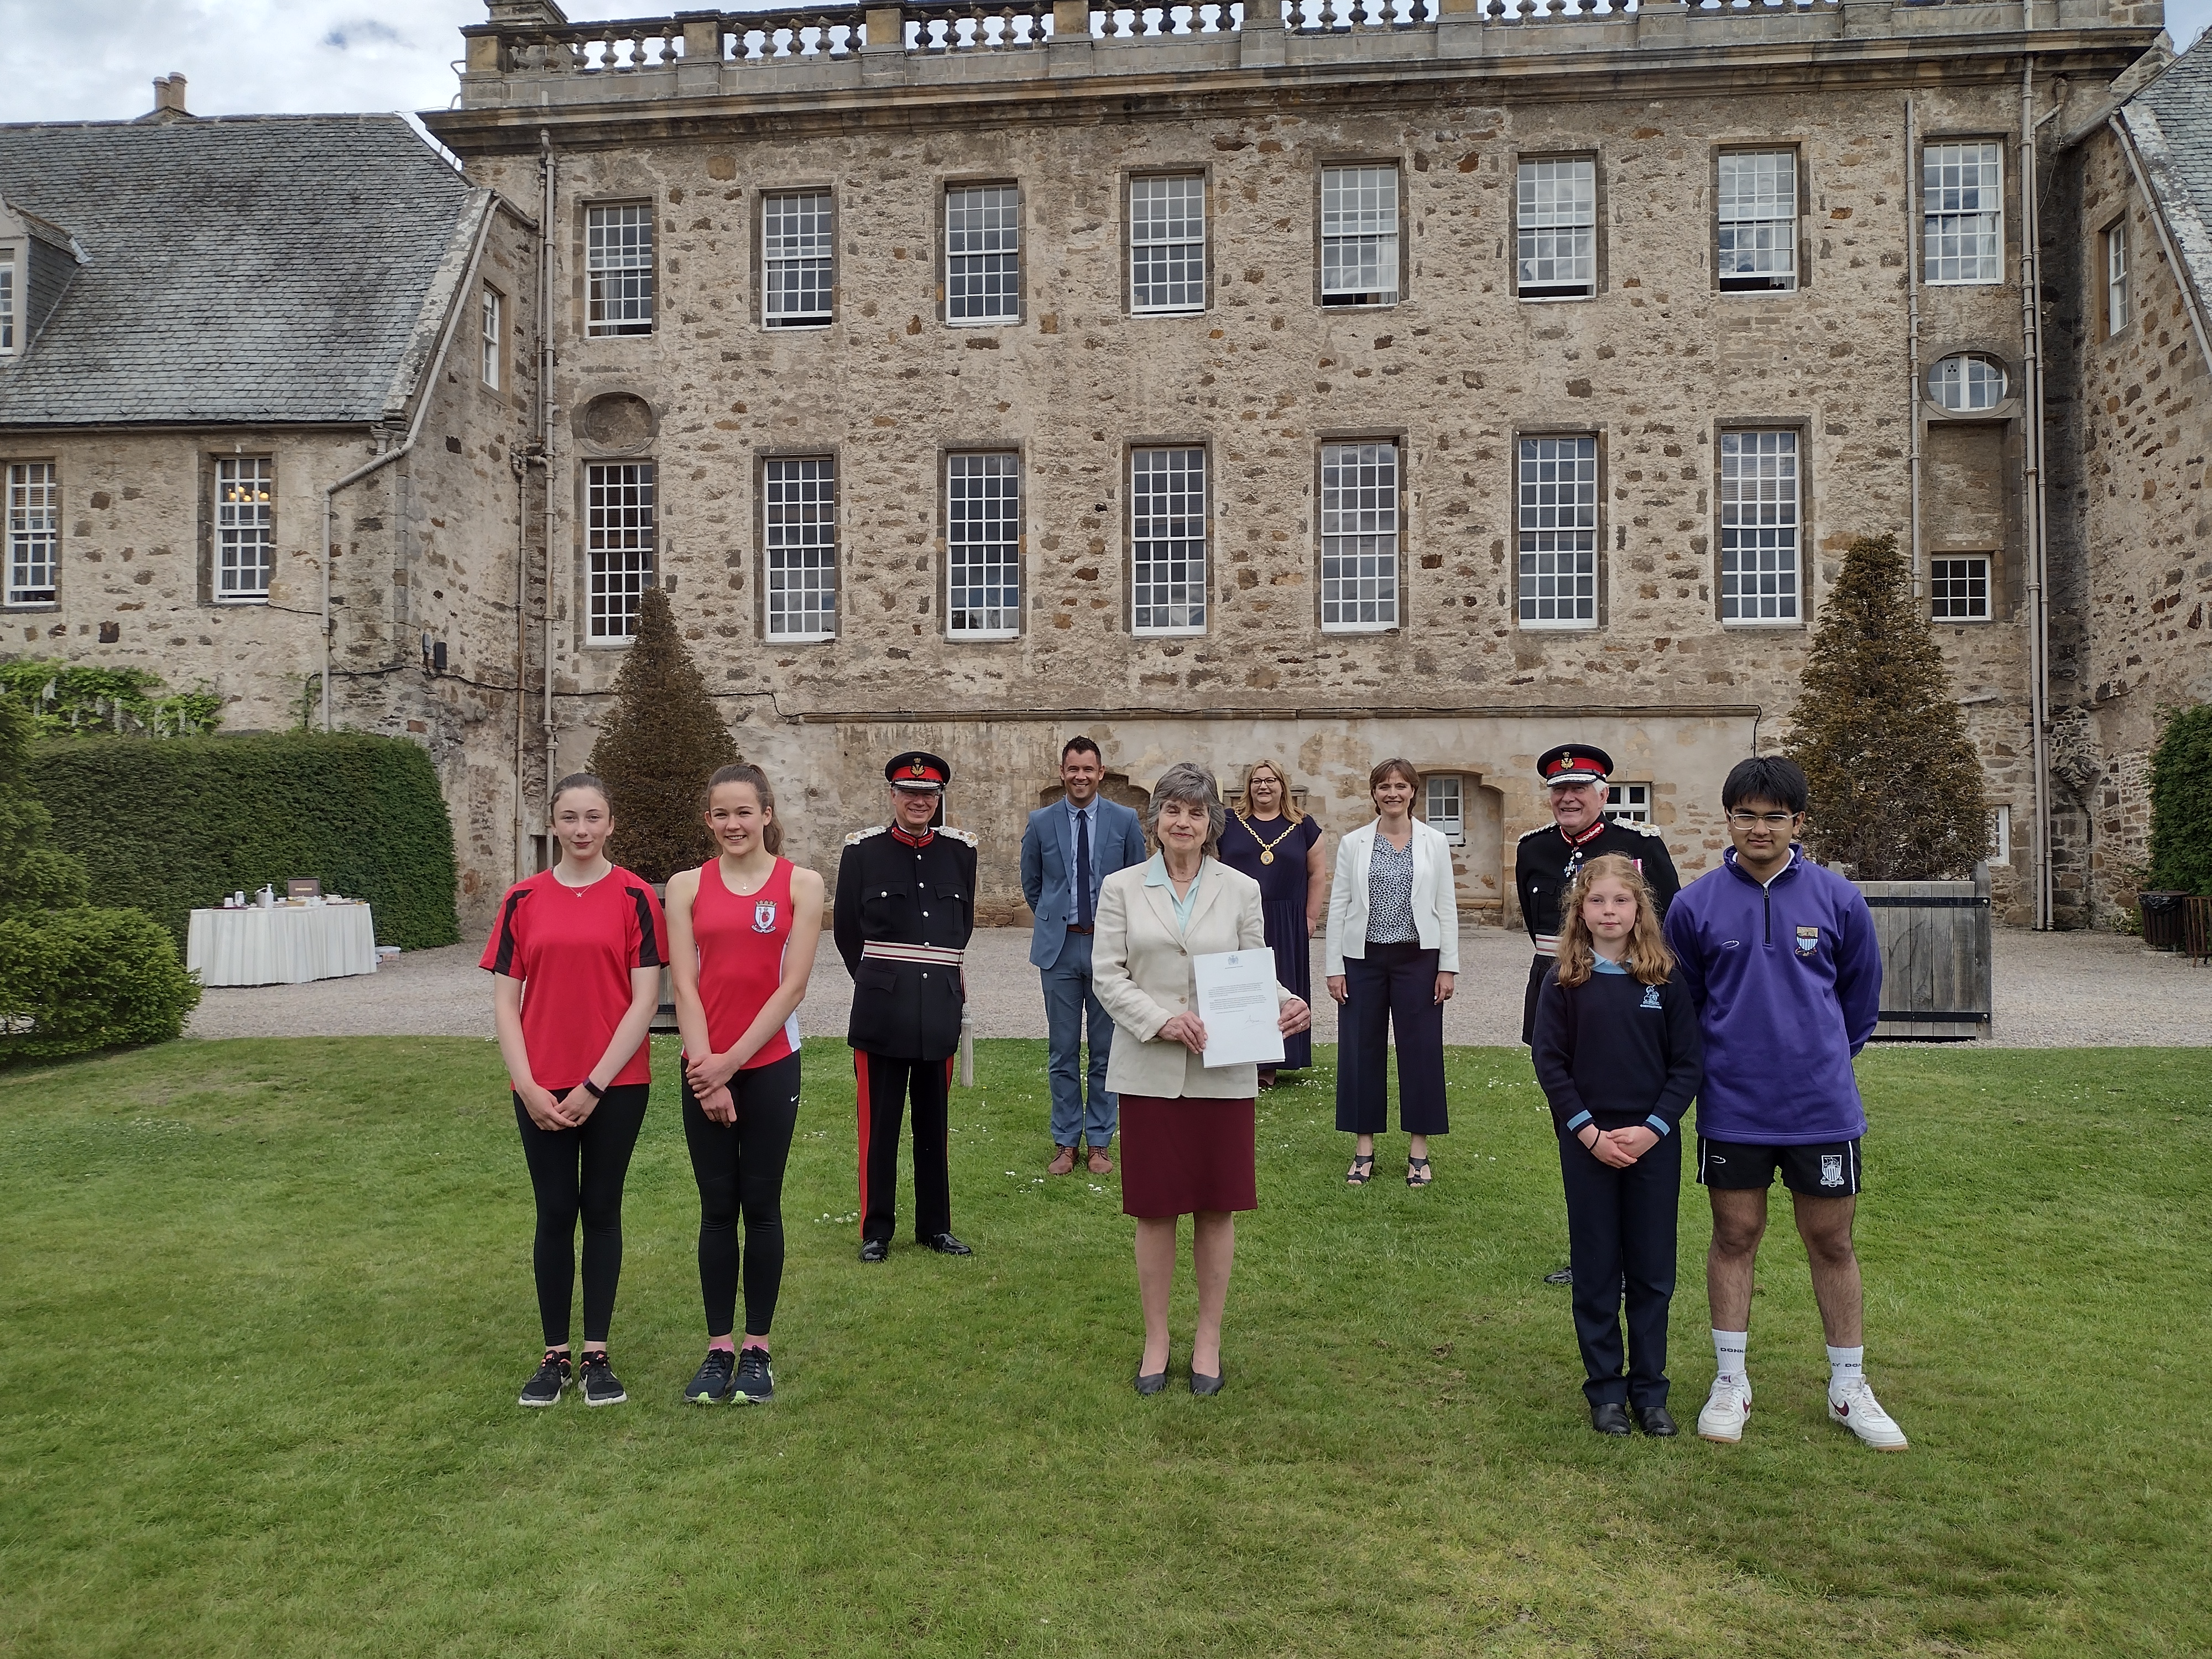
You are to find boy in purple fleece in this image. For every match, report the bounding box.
[1661,757,1908,1452]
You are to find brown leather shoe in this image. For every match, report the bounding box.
[1087,1144,1114,1176]
[1048,1145,1077,1176]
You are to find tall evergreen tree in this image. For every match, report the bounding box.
[1784,531,1989,880]
[586,587,739,884]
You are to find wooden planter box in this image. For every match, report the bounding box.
[1856,863,1992,1042]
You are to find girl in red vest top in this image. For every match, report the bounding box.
[665,764,825,1406]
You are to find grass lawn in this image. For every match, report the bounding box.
[3,1036,2209,1657]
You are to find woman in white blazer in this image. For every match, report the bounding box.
[1093,761,1311,1397]
[1323,758,1459,1188]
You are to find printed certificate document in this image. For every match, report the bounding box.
[1192,950,1286,1070]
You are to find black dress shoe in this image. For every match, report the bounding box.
[1590,1402,1632,1436]
[920,1232,972,1256]
[1134,1368,1169,1396]
[1190,1369,1224,1396]
[1635,1404,1678,1438]
[858,1238,889,1263]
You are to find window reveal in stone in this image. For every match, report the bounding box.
[1131,446,1206,634]
[2106,222,2130,336]
[765,190,834,327]
[6,462,58,607]
[587,461,656,639]
[947,451,1020,635]
[765,456,837,640]
[1719,430,1800,624]
[215,456,274,602]
[1426,774,1465,844]
[1603,782,1651,825]
[1516,436,1598,627]
[946,185,1021,324]
[1131,175,1206,314]
[1922,142,2003,285]
[1927,352,2007,411]
[1516,157,1597,300]
[1319,441,1399,630]
[1931,555,1991,621]
[1319,166,1398,306]
[1718,150,1796,292]
[480,285,502,388]
[586,204,655,336]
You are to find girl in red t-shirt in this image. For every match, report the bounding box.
[665,763,825,1406]
[481,772,667,1409]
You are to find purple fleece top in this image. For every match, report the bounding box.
[1660,846,1882,1145]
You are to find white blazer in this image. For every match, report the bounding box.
[1323,819,1462,978]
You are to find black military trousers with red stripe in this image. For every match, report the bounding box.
[854,1050,953,1244]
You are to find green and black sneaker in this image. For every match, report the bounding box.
[683,1347,737,1406]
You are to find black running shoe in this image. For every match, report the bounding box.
[518,1349,570,1407]
[684,1347,737,1406]
[733,1346,775,1405]
[579,1349,627,1406]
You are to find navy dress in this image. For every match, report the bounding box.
[1218,813,1322,1071]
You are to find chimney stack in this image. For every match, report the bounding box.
[152,74,189,117]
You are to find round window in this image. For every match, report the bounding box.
[1928,353,2008,411]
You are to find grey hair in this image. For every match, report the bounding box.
[1146,761,1226,858]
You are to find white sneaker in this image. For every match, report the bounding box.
[1697,1374,1752,1443]
[1827,1378,1909,1451]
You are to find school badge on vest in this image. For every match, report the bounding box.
[1796,925,1820,956]
[753,900,780,933]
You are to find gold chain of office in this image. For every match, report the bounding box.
[1235,813,1302,866]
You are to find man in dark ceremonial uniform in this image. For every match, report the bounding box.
[1515,744,1682,1045]
[835,751,978,1262]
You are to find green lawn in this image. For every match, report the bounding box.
[3,1037,2208,1657]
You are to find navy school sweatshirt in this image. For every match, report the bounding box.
[1531,958,1704,1140]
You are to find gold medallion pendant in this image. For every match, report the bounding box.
[1260,849,1275,865]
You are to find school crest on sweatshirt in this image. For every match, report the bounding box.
[1795,925,1820,956]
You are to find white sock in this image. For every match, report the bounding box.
[1827,1344,1865,1399]
[1713,1329,1748,1384]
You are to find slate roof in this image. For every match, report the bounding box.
[0,114,479,427]
[2121,34,2212,327]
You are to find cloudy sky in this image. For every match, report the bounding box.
[1,0,2204,124]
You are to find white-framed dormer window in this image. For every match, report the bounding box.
[586,461,655,640]
[946,450,1021,637]
[1604,782,1651,825]
[1718,149,1797,293]
[1131,446,1207,635]
[1923,142,2003,285]
[1131,174,1206,315]
[946,185,1021,325]
[2105,221,2130,336]
[1719,429,1800,624]
[764,190,834,328]
[764,455,837,641]
[586,202,655,337]
[479,285,501,389]
[1320,165,1399,307]
[0,250,15,354]
[1516,156,1598,300]
[1931,555,1991,622]
[1425,774,1465,845]
[215,457,274,603]
[6,462,58,606]
[1517,435,1598,628]
[1319,440,1399,631]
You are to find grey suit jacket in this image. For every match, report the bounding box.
[1019,796,1147,968]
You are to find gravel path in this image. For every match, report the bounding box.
[188,924,2208,1047]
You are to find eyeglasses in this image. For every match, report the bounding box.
[1726,810,1798,828]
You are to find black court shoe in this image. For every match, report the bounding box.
[920,1232,973,1256]
[1134,1367,1169,1396]
[518,1349,570,1407]
[1635,1404,1678,1438]
[1590,1402,1632,1436]
[1190,1368,1225,1397]
[859,1238,889,1263]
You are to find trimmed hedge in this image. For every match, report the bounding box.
[2147,703,2212,896]
[0,907,201,1062]
[26,734,461,950]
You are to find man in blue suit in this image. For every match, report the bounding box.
[1020,735,1148,1175]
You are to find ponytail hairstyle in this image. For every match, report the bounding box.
[550,772,609,816]
[1554,853,1676,990]
[706,763,784,855]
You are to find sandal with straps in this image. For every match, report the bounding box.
[1406,1156,1433,1189]
[1345,1153,1376,1187]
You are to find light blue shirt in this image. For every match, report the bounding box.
[1143,852,1206,936]
[1065,797,1098,907]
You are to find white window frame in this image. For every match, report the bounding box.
[1130,446,1207,636]
[0,249,15,354]
[6,462,58,607]
[479,285,502,389]
[586,461,656,641]
[1922,142,2004,286]
[1516,156,1598,301]
[1318,440,1400,632]
[764,189,835,329]
[1516,435,1598,629]
[764,456,837,641]
[214,456,274,604]
[946,451,1021,638]
[1603,782,1651,825]
[1719,430,1801,626]
[1927,353,2008,413]
[1319,165,1400,308]
[586,202,655,337]
[946,185,1021,326]
[1717,149,1797,294]
[1930,554,1992,623]
[1425,774,1465,845]
[1989,804,2011,863]
[2106,221,2130,336]
[1130,174,1207,315]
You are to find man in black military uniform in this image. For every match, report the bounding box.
[835,751,978,1262]
[1515,744,1682,1045]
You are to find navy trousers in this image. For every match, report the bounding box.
[1557,1126,1680,1408]
[1334,940,1448,1136]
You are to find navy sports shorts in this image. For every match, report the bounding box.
[1696,1135,1862,1197]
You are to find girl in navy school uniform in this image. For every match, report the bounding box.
[1531,853,1703,1438]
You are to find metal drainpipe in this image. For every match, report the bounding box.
[2021,62,2055,930]
[1906,98,1923,599]
[540,130,559,844]
[513,451,529,882]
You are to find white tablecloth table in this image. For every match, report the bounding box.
[186,903,380,987]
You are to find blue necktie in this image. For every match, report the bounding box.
[1076,807,1093,929]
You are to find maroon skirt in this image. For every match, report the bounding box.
[1119,1094,1258,1219]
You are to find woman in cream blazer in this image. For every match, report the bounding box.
[1093,762,1310,1397]
[1323,758,1459,1188]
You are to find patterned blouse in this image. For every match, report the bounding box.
[1365,833,1419,945]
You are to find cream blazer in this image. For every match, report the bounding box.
[1323,819,1462,978]
[1093,857,1290,1100]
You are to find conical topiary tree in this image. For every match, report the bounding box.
[585,586,739,884]
[1783,531,1989,879]
[2146,702,2212,896]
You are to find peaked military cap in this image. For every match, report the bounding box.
[885,750,952,791]
[1536,745,1614,787]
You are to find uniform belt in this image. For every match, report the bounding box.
[1065,924,1094,935]
[862,941,966,966]
[1531,933,1559,958]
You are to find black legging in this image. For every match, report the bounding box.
[681,1051,802,1339]
[512,1083,649,1348]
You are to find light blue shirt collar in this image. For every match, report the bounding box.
[1592,956,1629,975]
[1143,852,1205,933]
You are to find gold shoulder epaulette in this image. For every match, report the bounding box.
[844,824,887,847]
[939,826,978,847]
